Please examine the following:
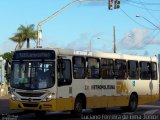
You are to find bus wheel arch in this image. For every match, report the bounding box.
[128,92,138,112]
[75,93,86,109]
[71,93,86,117]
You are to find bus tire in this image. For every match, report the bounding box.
[128,94,138,112]
[71,97,83,117]
[34,111,46,118]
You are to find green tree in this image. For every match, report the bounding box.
[0,51,14,84]
[18,24,37,48]
[10,32,24,49]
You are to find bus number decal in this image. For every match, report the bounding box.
[116,81,128,94]
[85,85,89,90]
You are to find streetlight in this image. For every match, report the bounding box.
[136,15,160,30]
[89,37,100,51]
[37,0,103,48]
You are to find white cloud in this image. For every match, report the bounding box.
[120,28,160,50]
[66,32,103,51]
[66,32,90,50]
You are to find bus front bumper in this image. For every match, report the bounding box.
[10,99,57,111]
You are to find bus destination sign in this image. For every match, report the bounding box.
[13,50,55,60]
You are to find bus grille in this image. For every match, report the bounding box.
[21,98,41,102]
[17,92,44,97]
[22,103,38,107]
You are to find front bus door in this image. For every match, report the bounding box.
[56,57,73,111]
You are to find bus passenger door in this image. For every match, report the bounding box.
[56,58,73,111]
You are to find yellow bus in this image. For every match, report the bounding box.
[10,48,159,117]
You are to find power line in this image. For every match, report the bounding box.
[120,8,155,30]
[130,30,160,49]
[125,2,160,11]
[127,0,160,5]
[120,29,160,51]
[138,0,160,24]
[146,30,160,44]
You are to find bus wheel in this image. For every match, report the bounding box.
[128,94,138,112]
[71,98,83,117]
[34,111,46,118]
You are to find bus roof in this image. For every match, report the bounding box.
[15,48,158,62]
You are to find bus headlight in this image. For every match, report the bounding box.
[1,88,4,92]
[42,93,54,101]
[11,94,18,101]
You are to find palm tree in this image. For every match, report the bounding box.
[18,24,37,48]
[10,32,25,49]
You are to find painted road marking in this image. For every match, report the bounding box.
[139,105,160,108]
[123,112,134,115]
[143,109,159,115]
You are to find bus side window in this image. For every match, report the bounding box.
[128,60,139,79]
[86,57,100,79]
[58,59,72,86]
[114,59,127,79]
[101,58,114,79]
[140,61,151,80]
[151,62,157,80]
[73,56,85,79]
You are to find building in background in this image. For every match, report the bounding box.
[0,57,8,96]
[0,57,4,84]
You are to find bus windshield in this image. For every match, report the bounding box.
[11,61,55,90]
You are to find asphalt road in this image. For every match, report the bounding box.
[1,98,160,120]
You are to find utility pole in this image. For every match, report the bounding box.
[113,26,116,53]
[89,39,92,51]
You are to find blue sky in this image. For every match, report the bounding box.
[0,0,160,56]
